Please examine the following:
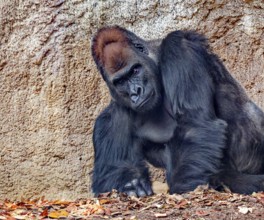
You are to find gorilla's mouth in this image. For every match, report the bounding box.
[137,91,154,109]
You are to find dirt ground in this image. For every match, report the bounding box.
[1,186,264,220]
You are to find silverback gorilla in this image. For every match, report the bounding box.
[91,26,264,197]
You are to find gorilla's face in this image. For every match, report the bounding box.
[111,62,160,112]
[95,31,161,113]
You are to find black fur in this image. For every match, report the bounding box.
[91,26,264,196]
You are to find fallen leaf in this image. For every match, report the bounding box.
[111,211,123,216]
[98,192,111,198]
[204,200,213,206]
[104,208,111,215]
[154,213,167,218]
[194,185,209,194]
[196,210,210,216]
[175,199,188,209]
[238,206,253,214]
[112,217,124,220]
[90,204,106,215]
[66,203,78,212]
[170,194,184,201]
[48,210,69,218]
[10,215,26,220]
[52,200,71,206]
[40,209,48,217]
[4,202,18,210]
[10,209,28,220]
[5,217,16,220]
[99,199,111,205]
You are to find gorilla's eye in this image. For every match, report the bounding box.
[134,43,147,54]
[130,64,141,77]
[133,67,139,75]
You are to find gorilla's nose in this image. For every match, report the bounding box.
[130,85,143,103]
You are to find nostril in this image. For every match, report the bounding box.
[137,87,142,95]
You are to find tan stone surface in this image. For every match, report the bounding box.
[0,0,263,200]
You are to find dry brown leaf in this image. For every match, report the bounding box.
[194,185,209,194]
[253,192,264,204]
[91,207,105,215]
[111,211,123,216]
[99,199,111,205]
[196,210,210,216]
[175,199,188,209]
[10,209,28,220]
[204,200,213,206]
[5,217,16,220]
[10,215,26,220]
[4,202,18,210]
[52,200,71,206]
[104,208,111,215]
[40,209,48,217]
[170,194,184,201]
[66,203,78,212]
[48,210,69,218]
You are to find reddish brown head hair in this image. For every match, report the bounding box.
[92,26,132,75]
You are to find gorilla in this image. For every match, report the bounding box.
[91,26,264,197]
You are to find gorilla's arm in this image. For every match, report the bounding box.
[159,31,227,193]
[160,30,215,115]
[92,102,153,197]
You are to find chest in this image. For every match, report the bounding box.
[135,108,177,143]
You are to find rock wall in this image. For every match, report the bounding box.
[0,0,263,200]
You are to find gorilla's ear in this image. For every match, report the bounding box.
[92,26,128,69]
[159,31,215,114]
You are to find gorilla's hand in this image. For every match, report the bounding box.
[121,178,153,197]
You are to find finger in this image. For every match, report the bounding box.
[125,190,137,197]
[124,182,133,188]
[140,179,153,196]
[123,179,139,197]
[136,187,147,197]
[131,179,139,186]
